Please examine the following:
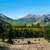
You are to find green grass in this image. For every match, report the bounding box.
[16,27,48,31]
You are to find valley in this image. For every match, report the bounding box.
[0,14,50,50]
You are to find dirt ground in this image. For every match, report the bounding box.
[8,38,50,50]
[0,38,50,50]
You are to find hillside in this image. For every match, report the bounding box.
[16,14,50,26]
[16,14,36,23]
[0,14,17,26]
[0,14,50,26]
[16,14,50,23]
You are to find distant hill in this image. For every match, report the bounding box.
[16,14,36,23]
[0,14,17,26]
[16,14,50,23]
[0,13,50,26]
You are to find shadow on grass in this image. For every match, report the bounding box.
[0,46,10,50]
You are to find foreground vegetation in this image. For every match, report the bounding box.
[0,20,50,43]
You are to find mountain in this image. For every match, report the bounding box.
[16,14,36,23]
[0,13,50,26]
[16,14,50,23]
[37,14,50,22]
[0,14,17,26]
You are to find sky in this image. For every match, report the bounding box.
[0,0,50,19]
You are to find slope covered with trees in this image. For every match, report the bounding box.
[0,14,50,43]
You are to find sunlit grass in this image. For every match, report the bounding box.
[16,28,48,31]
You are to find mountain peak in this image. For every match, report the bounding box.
[24,14,33,18]
[16,14,50,23]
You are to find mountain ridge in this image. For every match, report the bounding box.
[0,13,50,26]
[0,14,17,26]
[16,14,50,23]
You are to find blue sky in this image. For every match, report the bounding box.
[0,0,50,19]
